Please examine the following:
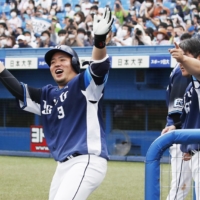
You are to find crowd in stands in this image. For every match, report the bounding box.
[0,0,200,48]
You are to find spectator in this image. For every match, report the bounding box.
[10,1,20,15]
[127,6,138,22]
[74,11,86,29]
[152,0,170,17]
[35,0,52,12]
[85,30,93,46]
[113,24,132,46]
[166,17,173,26]
[179,0,190,18]
[4,35,16,48]
[85,5,99,25]
[106,30,117,46]
[153,27,170,45]
[167,24,175,44]
[13,27,24,39]
[57,29,66,45]
[92,0,99,6]
[64,3,75,18]
[34,33,41,47]
[39,30,55,47]
[81,0,93,16]
[8,9,22,31]
[62,16,70,30]
[113,0,129,25]
[129,0,141,16]
[137,16,146,29]
[174,25,185,44]
[132,24,152,45]
[23,29,37,47]
[145,27,154,42]
[171,14,186,29]
[0,21,7,37]
[35,8,45,18]
[24,5,35,18]
[193,13,200,30]
[27,0,35,14]
[18,0,30,14]
[61,25,84,47]
[51,16,62,33]
[158,22,168,29]
[48,8,57,19]
[74,4,81,13]
[187,25,197,38]
[139,0,154,18]
[77,28,91,46]
[51,0,63,13]
[0,35,7,48]
[15,34,32,48]
[159,10,168,24]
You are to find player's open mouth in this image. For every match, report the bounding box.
[55,69,63,74]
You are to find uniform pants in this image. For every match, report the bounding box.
[189,152,200,200]
[167,144,192,200]
[49,154,107,200]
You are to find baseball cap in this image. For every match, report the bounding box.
[17,35,25,41]
[44,45,80,73]
[188,25,195,32]
[52,16,58,21]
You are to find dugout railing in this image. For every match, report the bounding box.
[145,129,200,200]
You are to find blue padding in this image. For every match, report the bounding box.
[145,129,200,200]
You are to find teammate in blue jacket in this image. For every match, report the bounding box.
[168,38,200,200]
[0,7,114,200]
[162,33,192,200]
[162,63,191,200]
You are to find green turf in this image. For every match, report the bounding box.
[0,156,194,200]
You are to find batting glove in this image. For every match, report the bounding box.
[93,7,114,49]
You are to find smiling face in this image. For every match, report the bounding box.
[50,52,77,88]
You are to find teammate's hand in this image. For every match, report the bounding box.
[183,153,192,161]
[161,125,176,135]
[169,42,185,63]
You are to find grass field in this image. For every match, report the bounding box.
[0,156,194,200]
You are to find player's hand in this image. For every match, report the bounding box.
[93,7,114,36]
[183,153,192,161]
[161,125,176,135]
[169,42,184,63]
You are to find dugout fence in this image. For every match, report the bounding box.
[145,129,200,200]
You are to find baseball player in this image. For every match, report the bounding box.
[0,7,114,200]
[162,64,192,200]
[168,38,200,200]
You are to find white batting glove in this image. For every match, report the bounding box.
[93,7,114,48]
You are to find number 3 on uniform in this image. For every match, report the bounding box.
[57,106,65,119]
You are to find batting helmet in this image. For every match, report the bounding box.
[44,45,80,74]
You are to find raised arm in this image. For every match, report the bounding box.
[0,62,41,103]
[169,42,200,80]
[92,7,114,60]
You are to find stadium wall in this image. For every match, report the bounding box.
[0,46,174,157]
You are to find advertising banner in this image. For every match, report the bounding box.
[112,56,149,68]
[5,57,38,69]
[30,125,49,153]
[149,56,170,68]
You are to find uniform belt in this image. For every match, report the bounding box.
[61,153,82,162]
